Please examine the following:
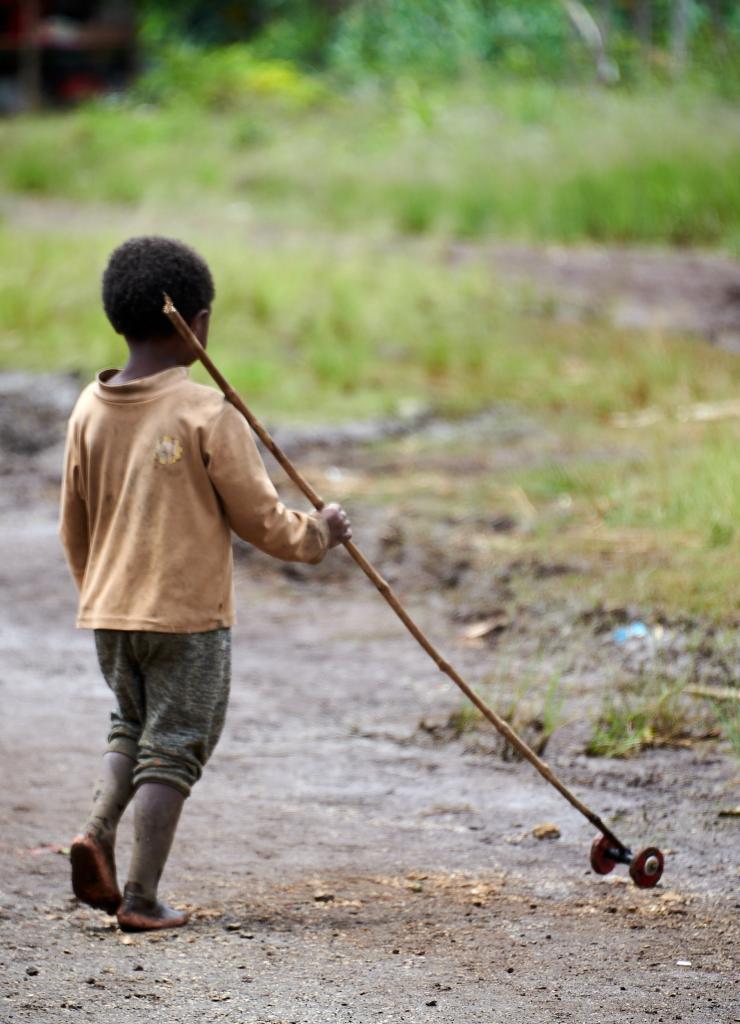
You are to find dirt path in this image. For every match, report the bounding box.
[1,474,738,1023]
[453,241,740,348]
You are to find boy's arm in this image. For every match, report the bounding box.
[59,420,89,589]
[205,402,331,564]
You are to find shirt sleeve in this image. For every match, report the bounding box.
[59,419,89,590]
[204,401,330,565]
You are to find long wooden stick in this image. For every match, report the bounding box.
[163,294,626,852]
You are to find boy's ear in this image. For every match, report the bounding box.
[190,308,211,348]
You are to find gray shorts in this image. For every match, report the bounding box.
[94,628,231,797]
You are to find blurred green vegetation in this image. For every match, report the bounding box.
[3,0,738,248]
[6,226,740,422]
[2,79,739,250]
[138,0,740,95]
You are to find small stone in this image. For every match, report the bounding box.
[506,967,514,974]
[133,964,144,972]
[25,966,39,976]
[313,892,335,903]
[676,960,692,967]
[426,1000,437,1007]
[532,823,561,840]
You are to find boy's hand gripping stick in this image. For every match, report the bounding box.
[162,293,664,890]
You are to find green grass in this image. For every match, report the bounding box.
[5,224,740,422]
[0,226,520,420]
[718,703,740,759]
[1,80,739,250]
[517,424,740,542]
[587,676,713,758]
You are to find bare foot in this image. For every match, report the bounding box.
[70,832,121,915]
[117,885,189,932]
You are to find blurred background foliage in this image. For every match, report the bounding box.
[3,0,739,251]
[137,0,740,93]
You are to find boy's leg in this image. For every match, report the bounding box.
[70,630,143,914]
[117,628,231,932]
[70,750,135,914]
[116,782,188,931]
[83,749,136,843]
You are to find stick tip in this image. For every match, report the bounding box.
[162,292,175,315]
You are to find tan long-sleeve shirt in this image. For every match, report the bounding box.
[59,366,330,632]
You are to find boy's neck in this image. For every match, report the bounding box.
[107,311,209,385]
[108,337,187,385]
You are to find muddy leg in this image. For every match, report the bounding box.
[70,751,134,914]
[117,782,189,932]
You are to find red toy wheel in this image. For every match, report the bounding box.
[590,834,617,875]
[629,847,664,888]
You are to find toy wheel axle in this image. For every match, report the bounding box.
[590,834,664,888]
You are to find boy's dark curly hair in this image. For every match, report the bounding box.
[102,236,215,340]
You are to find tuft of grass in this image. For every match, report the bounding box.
[686,690,740,760]
[718,704,740,759]
[391,182,441,235]
[452,673,565,759]
[447,702,482,736]
[5,142,59,194]
[587,677,704,758]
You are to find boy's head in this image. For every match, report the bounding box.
[102,236,215,343]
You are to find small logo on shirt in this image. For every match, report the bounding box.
[153,435,183,465]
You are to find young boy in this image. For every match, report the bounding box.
[59,236,351,932]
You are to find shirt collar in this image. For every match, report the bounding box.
[94,366,189,403]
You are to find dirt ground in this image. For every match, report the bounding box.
[1,376,738,1024]
[454,240,740,348]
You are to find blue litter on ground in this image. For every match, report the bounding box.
[612,621,650,644]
